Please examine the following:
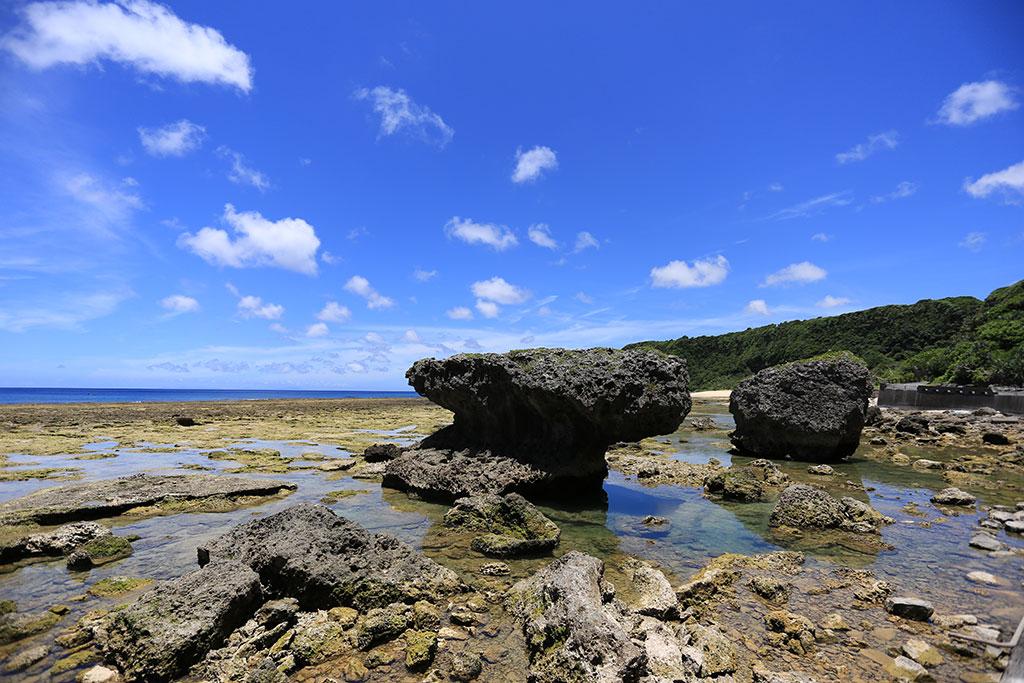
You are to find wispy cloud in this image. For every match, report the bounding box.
[178,204,320,275]
[762,261,827,287]
[835,130,899,164]
[527,223,558,249]
[817,295,851,308]
[512,146,558,183]
[218,146,269,191]
[958,231,986,252]
[160,294,199,316]
[317,301,351,323]
[935,80,1019,126]
[766,191,853,221]
[446,306,473,320]
[964,161,1024,203]
[0,288,131,332]
[870,180,918,204]
[354,86,453,146]
[811,232,832,243]
[2,0,253,91]
[138,119,205,157]
[650,255,729,288]
[237,295,283,320]
[344,275,394,309]
[412,268,437,282]
[573,231,599,253]
[445,217,517,251]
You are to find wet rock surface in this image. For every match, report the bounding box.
[705,458,790,502]
[769,484,892,534]
[729,357,872,462]
[197,503,464,610]
[0,521,111,564]
[0,473,297,525]
[442,492,560,557]
[385,348,691,500]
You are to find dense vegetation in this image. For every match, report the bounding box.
[627,280,1024,390]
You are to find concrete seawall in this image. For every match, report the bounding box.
[879,383,1024,415]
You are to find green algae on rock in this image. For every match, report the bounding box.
[443,492,560,557]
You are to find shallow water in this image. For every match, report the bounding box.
[2,408,1023,679]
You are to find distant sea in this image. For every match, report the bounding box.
[0,388,420,405]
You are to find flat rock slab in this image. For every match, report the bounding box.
[0,521,110,564]
[0,474,297,526]
[100,560,263,682]
[729,356,872,462]
[197,503,463,611]
[443,492,560,557]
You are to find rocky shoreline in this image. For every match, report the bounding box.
[0,349,1021,682]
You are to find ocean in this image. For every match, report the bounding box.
[0,388,420,405]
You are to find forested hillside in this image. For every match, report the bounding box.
[627,280,1024,390]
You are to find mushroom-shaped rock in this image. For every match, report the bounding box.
[443,493,560,557]
[385,348,691,501]
[729,356,872,462]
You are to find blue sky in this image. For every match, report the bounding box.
[0,1,1022,390]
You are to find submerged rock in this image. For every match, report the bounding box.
[768,484,891,534]
[101,561,263,682]
[506,551,646,683]
[384,348,691,500]
[197,503,463,610]
[729,356,872,462]
[66,534,133,570]
[443,492,560,557]
[705,459,790,502]
[0,474,296,526]
[0,521,111,564]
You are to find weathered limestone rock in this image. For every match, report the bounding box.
[442,492,560,557]
[506,551,646,683]
[769,484,892,534]
[197,503,463,610]
[705,459,790,502]
[100,561,263,682]
[0,474,296,526]
[385,348,691,500]
[66,534,133,570]
[622,558,678,618]
[0,521,111,564]
[930,487,976,506]
[729,357,872,461]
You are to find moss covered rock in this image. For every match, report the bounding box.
[404,629,437,670]
[444,493,560,557]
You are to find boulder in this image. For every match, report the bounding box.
[101,561,263,682]
[983,432,1011,445]
[197,503,462,610]
[506,551,646,683]
[705,459,790,502]
[385,348,691,501]
[885,597,934,622]
[895,414,930,435]
[0,521,111,564]
[0,474,296,526]
[622,558,678,618]
[728,357,872,462]
[442,493,560,557]
[930,487,976,507]
[363,443,402,462]
[769,484,891,534]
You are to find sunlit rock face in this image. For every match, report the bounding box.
[729,356,872,462]
[384,348,692,501]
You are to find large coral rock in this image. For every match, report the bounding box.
[385,348,691,500]
[704,459,790,502]
[769,484,892,534]
[443,493,560,557]
[197,503,463,610]
[101,560,263,682]
[0,521,111,564]
[506,551,647,683]
[729,357,872,462]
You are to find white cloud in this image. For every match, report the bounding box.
[63,173,143,232]
[3,0,252,91]
[353,86,453,146]
[811,232,832,242]
[650,255,729,288]
[762,261,827,287]
[446,306,473,320]
[402,329,420,343]
[745,299,769,315]
[817,295,851,308]
[870,180,918,204]
[575,291,594,305]
[344,275,394,309]
[964,161,1024,202]
[317,301,351,323]
[413,268,437,282]
[178,204,320,275]
[573,231,599,253]
[305,322,328,338]
[471,276,530,304]
[160,294,199,314]
[321,251,340,265]
[959,232,987,252]
[237,295,283,320]
[768,182,784,192]
[835,131,899,164]
[218,146,269,191]
[445,217,517,251]
[138,119,205,157]
[475,299,500,318]
[936,80,1019,126]
[767,192,852,220]
[269,322,287,334]
[512,145,558,183]
[527,223,558,249]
